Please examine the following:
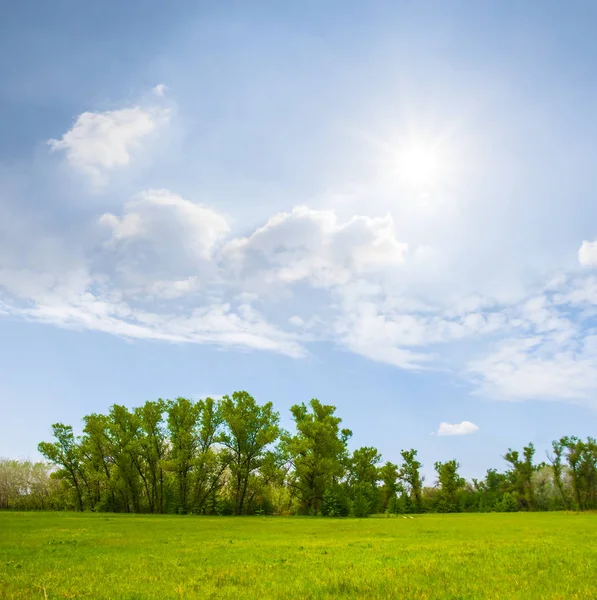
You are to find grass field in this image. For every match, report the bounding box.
[1,512,596,599]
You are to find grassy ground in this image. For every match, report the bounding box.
[1,512,596,599]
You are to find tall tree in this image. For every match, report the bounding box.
[81,413,117,510]
[504,443,536,510]
[434,460,465,511]
[282,399,352,515]
[379,461,400,512]
[219,391,280,515]
[165,397,202,514]
[347,446,382,515]
[560,436,597,510]
[135,400,168,513]
[38,424,87,511]
[107,405,147,513]
[190,397,230,514]
[399,449,424,512]
[548,438,569,509]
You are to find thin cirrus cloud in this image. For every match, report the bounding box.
[436,421,479,436]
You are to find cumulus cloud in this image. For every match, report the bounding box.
[98,189,229,290]
[48,105,169,184]
[5,163,597,404]
[100,189,228,255]
[225,206,408,288]
[0,186,301,358]
[579,240,597,267]
[436,421,479,436]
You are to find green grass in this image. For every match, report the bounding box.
[1,512,596,599]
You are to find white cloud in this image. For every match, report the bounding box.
[225,206,408,288]
[5,165,597,405]
[437,421,479,436]
[467,334,597,403]
[48,106,169,184]
[100,189,229,255]
[0,187,301,358]
[17,296,305,358]
[99,189,229,289]
[579,240,597,267]
[153,83,167,97]
[147,277,200,299]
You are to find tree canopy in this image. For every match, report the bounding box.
[1,391,594,516]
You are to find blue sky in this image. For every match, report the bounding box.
[2,1,597,480]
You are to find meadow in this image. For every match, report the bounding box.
[1,512,596,599]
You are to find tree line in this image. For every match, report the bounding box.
[2,392,596,516]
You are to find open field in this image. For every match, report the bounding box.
[1,512,596,599]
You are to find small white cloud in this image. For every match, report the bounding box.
[579,240,597,267]
[437,421,479,436]
[153,83,167,97]
[48,106,169,184]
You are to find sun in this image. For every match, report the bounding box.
[356,124,465,198]
[395,140,443,192]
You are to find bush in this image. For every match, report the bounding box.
[350,491,371,518]
[495,492,519,512]
[323,486,350,517]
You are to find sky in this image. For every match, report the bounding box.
[2,1,597,480]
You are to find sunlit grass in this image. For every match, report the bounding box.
[1,512,596,599]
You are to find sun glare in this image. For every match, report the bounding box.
[395,141,443,192]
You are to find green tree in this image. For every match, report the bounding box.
[165,397,203,513]
[504,443,536,511]
[38,424,88,511]
[106,404,147,513]
[245,448,288,515]
[189,397,230,514]
[399,449,424,513]
[219,391,280,515]
[560,436,597,510]
[548,439,569,509]
[135,400,168,513]
[434,460,465,512]
[282,399,352,515]
[81,413,117,511]
[347,446,382,515]
[379,461,399,513]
